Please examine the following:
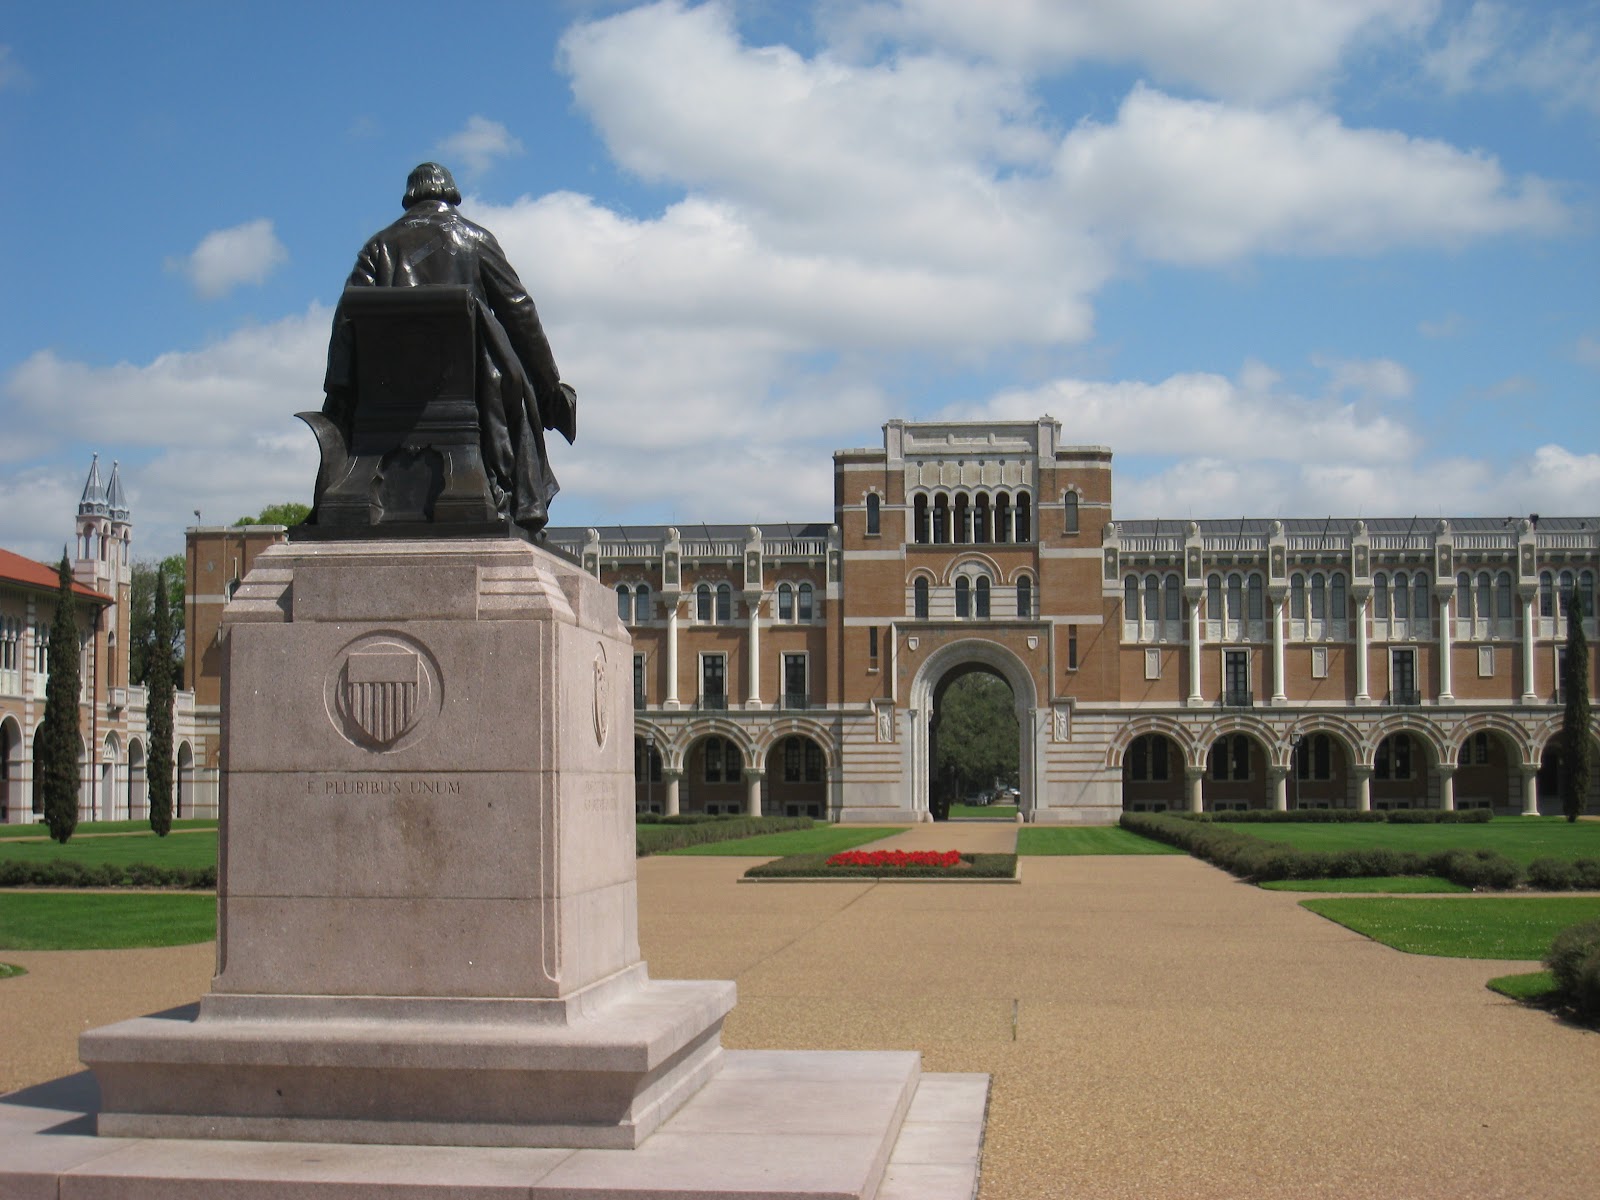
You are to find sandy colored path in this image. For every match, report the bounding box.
[5,837,1599,1198]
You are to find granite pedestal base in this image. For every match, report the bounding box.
[1,1052,989,1199]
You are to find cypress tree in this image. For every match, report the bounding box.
[1561,590,1592,823]
[147,564,175,837]
[38,554,82,844]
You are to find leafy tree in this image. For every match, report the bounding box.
[37,554,82,843]
[236,502,310,527]
[1561,590,1592,823]
[934,672,1019,801]
[147,565,176,836]
[130,553,185,685]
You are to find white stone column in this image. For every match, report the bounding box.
[745,769,765,818]
[663,770,682,818]
[1437,764,1456,812]
[1520,764,1540,816]
[1186,767,1204,814]
[1354,766,1373,813]
[1270,765,1288,812]
[1354,590,1371,703]
[665,599,681,709]
[746,594,762,708]
[1271,596,1287,704]
[1187,594,1203,706]
[1520,591,1538,703]
[1437,589,1454,703]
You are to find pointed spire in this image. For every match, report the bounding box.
[78,454,108,516]
[105,460,129,521]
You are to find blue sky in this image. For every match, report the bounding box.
[2,0,1596,562]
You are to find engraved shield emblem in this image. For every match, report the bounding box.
[326,633,442,752]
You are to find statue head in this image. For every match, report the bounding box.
[403,162,462,209]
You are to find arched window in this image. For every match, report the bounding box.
[1144,575,1160,622]
[955,577,971,618]
[1559,569,1576,615]
[1063,491,1079,534]
[1496,571,1514,620]
[1581,570,1597,621]
[1290,573,1306,620]
[1207,574,1222,621]
[1330,572,1346,623]
[696,583,712,622]
[932,494,950,544]
[1374,572,1390,618]
[974,493,991,543]
[1539,570,1554,618]
[797,582,814,620]
[1413,572,1429,620]
[1395,572,1410,620]
[715,582,732,622]
[865,492,880,535]
[1375,733,1413,781]
[1456,572,1472,619]
[975,576,991,618]
[954,494,971,544]
[1017,575,1033,618]
[778,582,794,621]
[617,584,632,622]
[1247,573,1264,621]
[1309,572,1326,621]
[1016,493,1032,542]
[995,494,1012,544]
[913,495,929,544]
[1164,574,1181,622]
[914,576,930,619]
[1476,572,1491,623]
[1227,573,1243,621]
[1124,575,1139,621]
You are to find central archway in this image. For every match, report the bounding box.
[907,639,1039,820]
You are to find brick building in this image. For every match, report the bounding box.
[0,459,213,823]
[186,417,1600,823]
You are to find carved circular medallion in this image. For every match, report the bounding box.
[324,631,443,753]
[593,643,609,748]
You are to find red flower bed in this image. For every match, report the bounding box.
[825,849,963,868]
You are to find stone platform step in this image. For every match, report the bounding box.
[0,1050,987,1199]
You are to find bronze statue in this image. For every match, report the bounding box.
[299,163,576,538]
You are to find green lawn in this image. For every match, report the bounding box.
[1301,896,1600,959]
[1227,817,1600,865]
[0,818,216,840]
[666,826,902,857]
[0,829,218,871]
[0,893,217,950]
[948,804,1018,820]
[1261,876,1469,893]
[1018,826,1184,856]
[1487,969,1559,1002]
[0,962,25,979]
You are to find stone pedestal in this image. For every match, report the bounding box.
[80,538,733,1149]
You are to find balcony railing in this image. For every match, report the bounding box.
[1222,689,1254,708]
[778,692,810,710]
[1390,689,1422,706]
[633,691,647,710]
[696,694,728,711]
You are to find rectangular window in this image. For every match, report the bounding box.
[1391,649,1417,704]
[1478,645,1494,678]
[633,653,646,709]
[1144,647,1161,680]
[1068,625,1078,671]
[1224,650,1250,706]
[701,655,726,709]
[1311,645,1328,679]
[868,626,879,668]
[783,653,807,708]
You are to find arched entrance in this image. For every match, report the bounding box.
[1538,735,1600,816]
[1372,732,1431,810]
[1203,731,1271,811]
[634,733,664,815]
[176,741,194,819]
[907,640,1038,820]
[100,732,120,821]
[682,732,749,816]
[1454,728,1521,813]
[0,717,21,823]
[1290,731,1354,810]
[1121,732,1182,812]
[765,733,828,819]
[127,738,147,820]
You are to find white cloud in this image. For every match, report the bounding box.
[168,218,288,299]
[832,0,1439,101]
[1314,355,1414,401]
[1053,85,1567,265]
[1418,312,1467,339]
[437,115,524,176]
[1425,2,1600,114]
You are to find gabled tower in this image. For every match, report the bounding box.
[74,455,134,697]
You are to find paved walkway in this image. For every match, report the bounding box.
[4,846,1598,1198]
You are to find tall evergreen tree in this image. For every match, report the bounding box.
[38,554,82,843]
[147,564,175,836]
[1561,590,1592,823]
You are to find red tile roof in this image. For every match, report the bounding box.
[0,548,113,604]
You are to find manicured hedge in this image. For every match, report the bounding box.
[744,852,1017,880]
[1201,808,1493,825]
[0,859,216,889]
[636,816,813,856]
[1544,918,1600,1021]
[1120,812,1527,888]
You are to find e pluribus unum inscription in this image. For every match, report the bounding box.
[307,776,464,797]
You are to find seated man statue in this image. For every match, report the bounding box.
[319,162,576,535]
